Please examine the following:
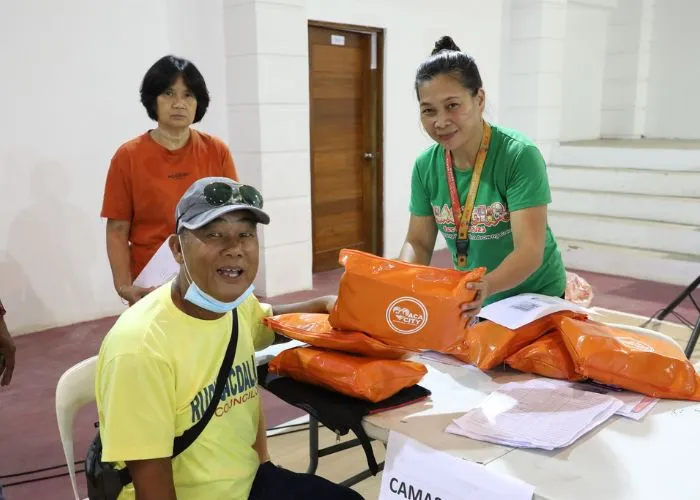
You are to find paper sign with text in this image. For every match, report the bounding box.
[379,431,534,500]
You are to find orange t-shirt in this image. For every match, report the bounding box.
[100,129,239,279]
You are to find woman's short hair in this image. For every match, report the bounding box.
[140,55,210,123]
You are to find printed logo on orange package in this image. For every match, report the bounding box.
[386,297,429,334]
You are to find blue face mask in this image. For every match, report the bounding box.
[179,236,255,314]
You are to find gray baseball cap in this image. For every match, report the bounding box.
[175,177,270,232]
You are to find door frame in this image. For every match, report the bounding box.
[307,20,385,265]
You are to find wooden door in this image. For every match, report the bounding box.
[308,24,383,273]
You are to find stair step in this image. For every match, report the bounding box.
[549,211,700,256]
[551,188,700,226]
[548,165,700,198]
[551,144,700,171]
[557,238,700,286]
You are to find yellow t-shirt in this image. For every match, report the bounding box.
[95,283,276,500]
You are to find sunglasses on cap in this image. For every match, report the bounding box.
[204,181,264,209]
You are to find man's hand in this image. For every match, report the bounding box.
[0,318,16,386]
[459,280,489,328]
[119,285,156,306]
[323,295,337,314]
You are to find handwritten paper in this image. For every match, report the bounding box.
[477,293,590,330]
[133,239,179,289]
[447,378,623,450]
[379,431,534,500]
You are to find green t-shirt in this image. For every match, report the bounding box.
[409,123,566,305]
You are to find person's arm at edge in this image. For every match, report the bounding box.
[0,300,16,386]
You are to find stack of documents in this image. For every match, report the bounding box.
[446,378,624,450]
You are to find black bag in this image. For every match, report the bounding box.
[85,312,240,500]
[256,363,431,475]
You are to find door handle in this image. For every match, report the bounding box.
[363,152,376,160]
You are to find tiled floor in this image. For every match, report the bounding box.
[0,249,697,499]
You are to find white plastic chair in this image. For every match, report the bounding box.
[55,355,97,500]
[51,346,290,500]
[603,322,683,349]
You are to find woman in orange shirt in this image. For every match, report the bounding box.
[101,55,239,306]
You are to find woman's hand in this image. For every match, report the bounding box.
[119,285,156,306]
[460,280,489,327]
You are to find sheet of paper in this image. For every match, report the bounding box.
[379,431,534,500]
[132,239,179,289]
[613,394,658,420]
[569,381,659,420]
[477,293,590,330]
[447,378,623,450]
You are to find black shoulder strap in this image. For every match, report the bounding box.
[119,310,239,485]
[173,310,239,456]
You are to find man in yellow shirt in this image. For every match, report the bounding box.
[95,177,363,500]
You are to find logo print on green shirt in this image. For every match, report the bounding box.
[432,202,511,238]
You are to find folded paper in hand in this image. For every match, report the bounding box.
[133,239,179,289]
[477,293,590,330]
[446,378,623,450]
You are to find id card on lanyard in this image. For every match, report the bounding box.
[445,121,492,268]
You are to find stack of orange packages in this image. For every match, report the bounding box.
[263,248,486,402]
[266,249,700,403]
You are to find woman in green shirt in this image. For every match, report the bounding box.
[399,35,567,322]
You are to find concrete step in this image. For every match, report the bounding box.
[551,144,700,171]
[557,238,700,286]
[548,165,700,198]
[551,188,700,226]
[548,211,700,256]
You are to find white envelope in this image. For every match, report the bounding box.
[132,239,179,289]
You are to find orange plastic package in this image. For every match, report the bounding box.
[262,313,408,359]
[557,316,700,401]
[505,330,585,381]
[448,311,586,371]
[328,249,486,353]
[268,347,428,402]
